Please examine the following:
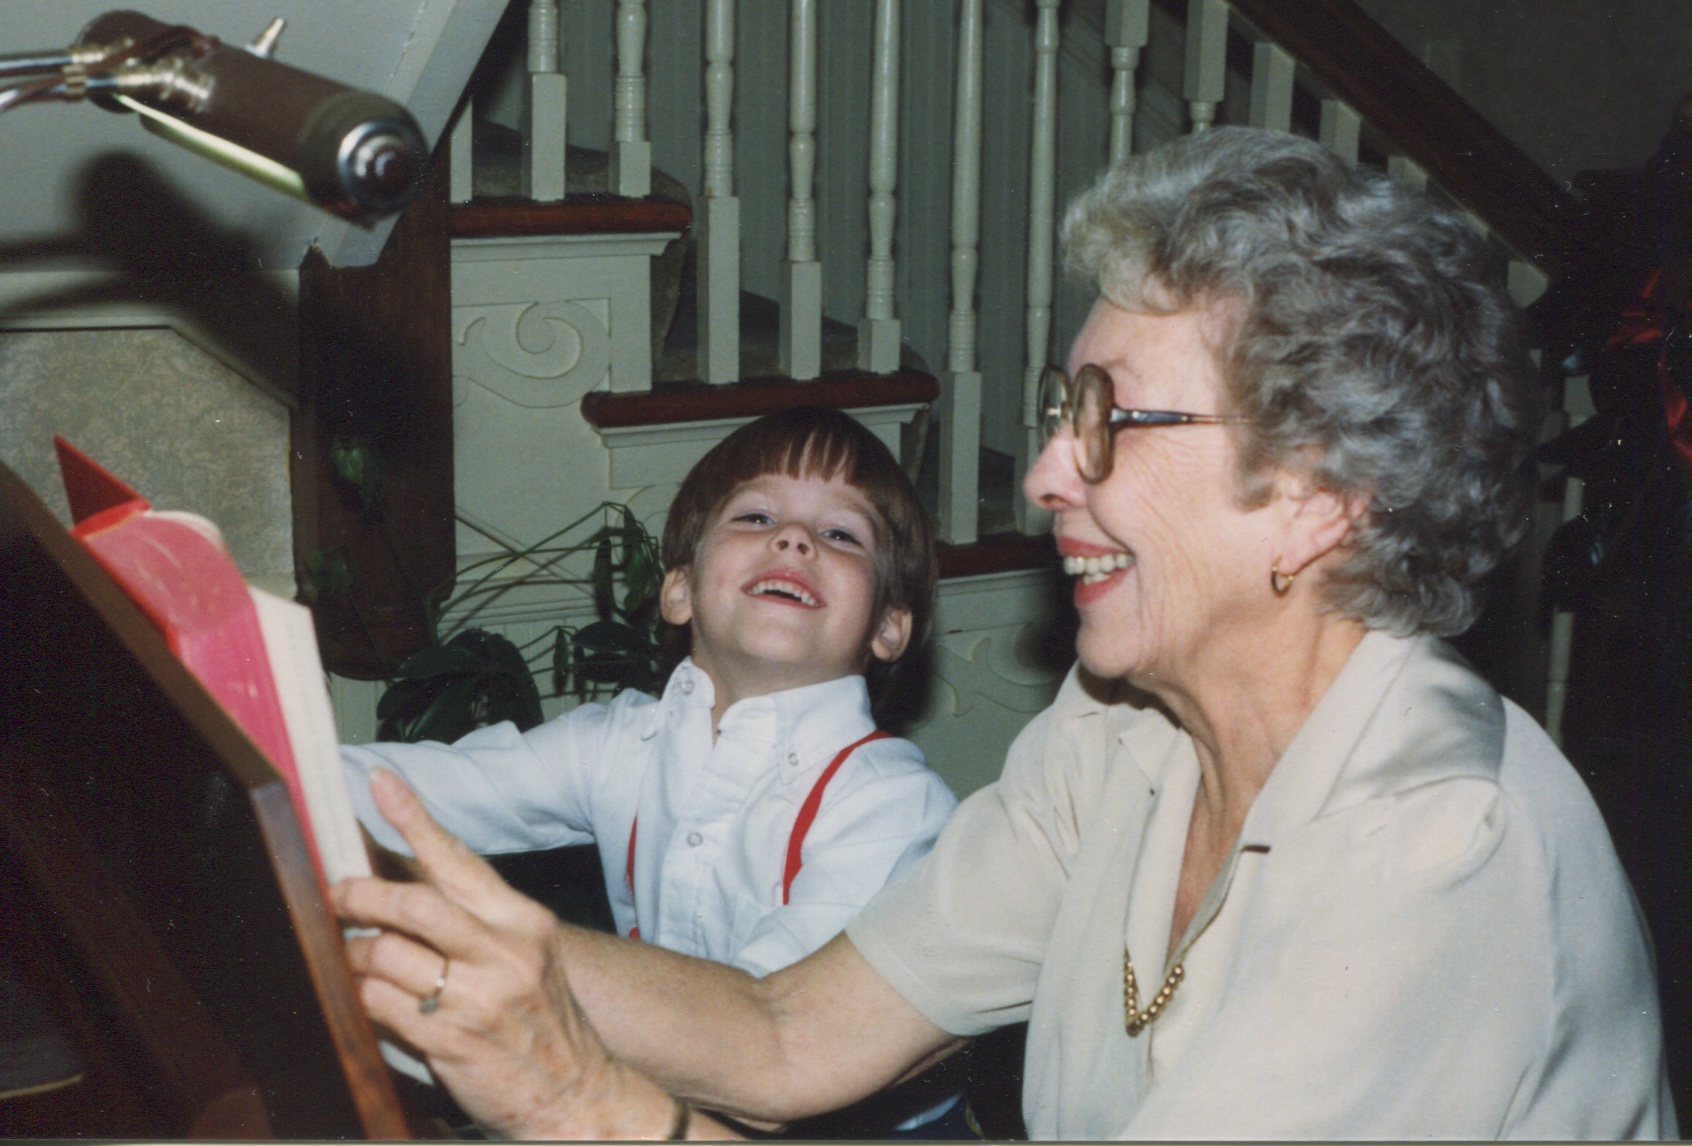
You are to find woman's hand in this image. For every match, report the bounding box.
[332,769,684,1139]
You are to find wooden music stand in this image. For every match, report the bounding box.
[0,459,417,1138]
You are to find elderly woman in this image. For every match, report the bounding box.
[335,127,1674,1139]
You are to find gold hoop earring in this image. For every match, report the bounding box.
[1270,559,1294,596]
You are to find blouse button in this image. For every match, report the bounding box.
[787,752,800,767]
[686,831,703,847]
[680,677,695,695]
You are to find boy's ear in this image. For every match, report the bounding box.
[868,606,913,665]
[659,566,693,627]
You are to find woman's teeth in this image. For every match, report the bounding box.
[1062,552,1133,584]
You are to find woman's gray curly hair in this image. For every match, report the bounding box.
[1063,126,1542,637]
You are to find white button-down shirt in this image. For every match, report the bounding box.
[343,659,956,977]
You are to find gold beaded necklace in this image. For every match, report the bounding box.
[1123,951,1184,1035]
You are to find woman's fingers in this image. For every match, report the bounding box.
[343,924,449,999]
[367,769,537,926]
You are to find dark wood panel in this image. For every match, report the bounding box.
[0,461,414,1138]
[451,194,691,239]
[581,370,940,429]
[295,138,457,678]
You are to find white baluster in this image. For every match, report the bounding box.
[780,0,821,380]
[1387,154,1427,190]
[1320,98,1361,162]
[939,0,984,544]
[1547,370,1594,747]
[449,95,474,204]
[699,0,740,384]
[522,0,568,202]
[1184,0,1228,134]
[1105,0,1149,166]
[610,0,651,198]
[1248,41,1293,132]
[1017,0,1060,535]
[858,0,902,374]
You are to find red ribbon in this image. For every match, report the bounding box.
[1605,267,1692,474]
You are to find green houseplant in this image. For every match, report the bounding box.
[306,438,665,744]
[374,503,666,743]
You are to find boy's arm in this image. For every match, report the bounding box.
[731,742,956,977]
[340,695,631,856]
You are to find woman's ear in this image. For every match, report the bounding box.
[1274,472,1367,579]
[659,566,694,627]
[868,607,913,665]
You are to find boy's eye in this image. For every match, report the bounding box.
[732,511,773,525]
[822,527,862,546]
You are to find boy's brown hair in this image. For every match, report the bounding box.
[661,406,936,689]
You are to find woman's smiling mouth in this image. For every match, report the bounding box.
[1062,551,1134,584]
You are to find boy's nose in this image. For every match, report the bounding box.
[772,523,813,555]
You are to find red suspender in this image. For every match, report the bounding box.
[624,816,640,939]
[782,729,891,904]
[623,729,891,936]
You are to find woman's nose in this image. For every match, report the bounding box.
[1023,429,1087,513]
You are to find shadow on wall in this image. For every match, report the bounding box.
[0,152,298,397]
[0,150,458,681]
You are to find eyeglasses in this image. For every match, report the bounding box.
[1037,363,1250,483]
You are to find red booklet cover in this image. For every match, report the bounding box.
[53,436,330,881]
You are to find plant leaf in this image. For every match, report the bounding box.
[390,643,483,681]
[552,627,573,695]
[574,620,648,653]
[623,538,656,614]
[406,675,484,744]
[592,535,615,618]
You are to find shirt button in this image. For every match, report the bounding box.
[680,677,694,695]
[686,831,703,847]
[787,752,800,767]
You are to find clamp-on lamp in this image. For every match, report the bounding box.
[0,10,428,225]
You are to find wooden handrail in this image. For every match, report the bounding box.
[1144,0,1592,280]
[451,195,690,239]
[581,370,938,429]
[938,531,1057,580]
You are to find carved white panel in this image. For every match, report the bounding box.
[451,232,676,395]
[454,300,613,407]
[904,567,1068,797]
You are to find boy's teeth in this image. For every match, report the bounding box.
[751,579,818,606]
[1062,552,1132,583]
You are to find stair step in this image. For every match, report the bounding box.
[450,194,690,239]
[581,370,938,429]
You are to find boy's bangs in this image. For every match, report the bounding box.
[769,427,870,494]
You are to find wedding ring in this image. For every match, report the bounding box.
[418,958,448,1014]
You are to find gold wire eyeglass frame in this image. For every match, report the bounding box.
[1037,363,1250,483]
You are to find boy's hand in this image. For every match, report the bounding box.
[333,770,687,1139]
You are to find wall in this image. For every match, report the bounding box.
[1353,0,1692,181]
[0,327,295,597]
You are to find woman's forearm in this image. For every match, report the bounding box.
[550,925,962,1124]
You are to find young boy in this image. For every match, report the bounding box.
[341,404,954,989]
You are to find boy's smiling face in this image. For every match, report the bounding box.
[660,471,911,719]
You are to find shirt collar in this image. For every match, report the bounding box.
[1237,629,1505,848]
[639,657,717,740]
[723,672,877,782]
[644,659,877,777]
